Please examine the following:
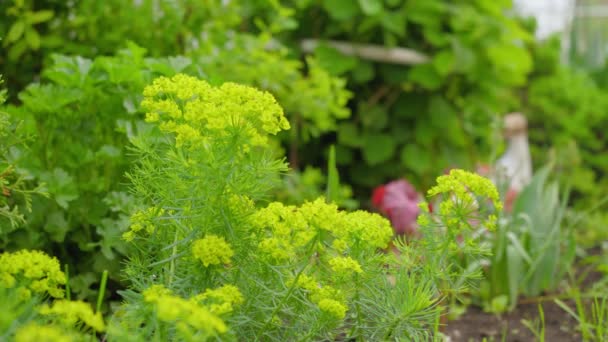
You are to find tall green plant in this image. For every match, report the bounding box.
[484,166,575,312]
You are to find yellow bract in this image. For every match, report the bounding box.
[15,323,73,342]
[143,284,231,338]
[192,234,234,267]
[38,300,105,332]
[0,250,66,299]
[141,74,290,149]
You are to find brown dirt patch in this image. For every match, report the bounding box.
[444,299,581,342]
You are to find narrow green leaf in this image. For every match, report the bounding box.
[96,270,109,313]
[326,145,340,204]
[27,10,54,24]
[5,20,25,43]
[25,28,41,50]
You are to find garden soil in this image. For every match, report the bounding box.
[444,247,605,342]
[444,299,580,342]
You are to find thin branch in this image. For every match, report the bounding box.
[300,39,430,65]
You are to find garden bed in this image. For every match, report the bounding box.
[445,300,580,341]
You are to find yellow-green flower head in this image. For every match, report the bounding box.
[428,169,502,211]
[143,285,227,337]
[344,210,394,249]
[317,298,347,319]
[290,273,347,319]
[15,323,73,342]
[258,237,293,262]
[427,169,502,231]
[38,300,105,332]
[253,198,393,258]
[226,193,256,218]
[328,256,363,276]
[193,284,244,315]
[143,284,173,302]
[0,250,66,298]
[141,74,290,148]
[192,235,234,267]
[122,206,165,242]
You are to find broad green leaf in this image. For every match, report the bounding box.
[506,245,523,309]
[25,28,41,50]
[358,0,383,15]
[379,64,409,84]
[42,168,79,209]
[400,144,431,175]
[5,20,25,44]
[381,11,406,36]
[27,10,54,24]
[323,0,359,21]
[338,122,362,148]
[44,211,69,242]
[362,133,395,165]
[8,40,28,60]
[408,63,443,90]
[359,104,388,130]
[351,61,375,83]
[433,50,454,76]
[314,44,358,76]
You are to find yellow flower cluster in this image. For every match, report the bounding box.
[15,323,72,342]
[251,202,310,262]
[426,169,502,230]
[291,274,347,320]
[141,74,290,148]
[0,250,66,299]
[192,235,234,267]
[428,169,502,211]
[142,285,228,338]
[328,256,363,276]
[122,206,165,242]
[251,198,393,261]
[226,193,256,219]
[38,300,105,332]
[192,284,244,315]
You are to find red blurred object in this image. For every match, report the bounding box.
[372,185,386,208]
[372,179,422,236]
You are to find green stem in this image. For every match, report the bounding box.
[96,270,108,313]
[64,264,71,301]
[168,229,179,286]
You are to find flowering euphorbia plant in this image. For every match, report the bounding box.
[102,75,502,341]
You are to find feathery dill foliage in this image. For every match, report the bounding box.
[107,74,465,341]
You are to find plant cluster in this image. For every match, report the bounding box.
[1,1,350,302]
[4,74,507,341]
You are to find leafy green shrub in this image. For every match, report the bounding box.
[280,0,532,192]
[521,37,608,246]
[2,44,189,300]
[0,0,295,98]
